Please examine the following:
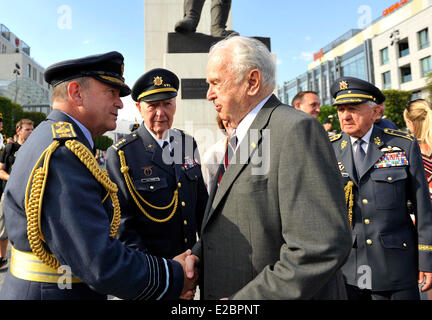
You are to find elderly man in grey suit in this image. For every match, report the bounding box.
[186,36,352,299]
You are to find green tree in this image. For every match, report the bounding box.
[318,105,340,132]
[382,89,412,129]
[427,72,432,103]
[22,111,47,128]
[0,96,25,138]
[94,135,114,151]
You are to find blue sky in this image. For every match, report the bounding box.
[0,0,399,118]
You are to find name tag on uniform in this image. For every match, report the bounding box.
[141,177,161,183]
[374,152,409,168]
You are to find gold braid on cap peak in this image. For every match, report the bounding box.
[25,139,120,270]
[344,181,354,227]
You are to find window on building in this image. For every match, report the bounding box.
[421,56,432,77]
[382,71,391,89]
[398,38,409,58]
[341,51,367,81]
[418,28,430,50]
[380,48,389,65]
[400,65,412,83]
[33,68,37,81]
[27,64,31,78]
[39,72,43,86]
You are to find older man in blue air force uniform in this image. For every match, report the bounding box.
[0,52,196,300]
[329,76,432,300]
[106,68,208,261]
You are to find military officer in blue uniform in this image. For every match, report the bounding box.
[106,68,208,262]
[0,52,196,300]
[329,76,432,300]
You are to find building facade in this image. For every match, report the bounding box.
[279,0,432,106]
[0,23,51,114]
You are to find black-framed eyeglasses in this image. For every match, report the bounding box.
[406,99,426,112]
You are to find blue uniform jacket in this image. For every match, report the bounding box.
[0,110,184,300]
[331,125,432,291]
[106,124,208,259]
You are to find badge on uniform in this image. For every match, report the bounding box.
[374,152,409,168]
[183,157,198,170]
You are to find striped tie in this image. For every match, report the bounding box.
[218,130,237,186]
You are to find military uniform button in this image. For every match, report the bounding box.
[181,201,186,207]
[387,177,393,181]
[362,199,369,205]
[178,182,182,188]
[403,243,407,247]
[184,238,188,243]
[184,220,188,226]
[150,186,154,190]
[366,239,373,245]
[364,219,370,225]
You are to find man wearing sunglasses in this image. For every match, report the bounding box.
[330,76,432,300]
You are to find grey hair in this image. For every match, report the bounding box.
[209,36,276,90]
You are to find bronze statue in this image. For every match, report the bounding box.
[175,0,238,37]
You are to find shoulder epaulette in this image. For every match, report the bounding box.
[330,133,342,143]
[383,128,413,142]
[112,133,138,150]
[51,122,77,141]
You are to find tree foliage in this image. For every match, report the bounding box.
[427,72,432,103]
[94,135,114,151]
[382,89,412,129]
[318,105,340,132]
[0,96,47,138]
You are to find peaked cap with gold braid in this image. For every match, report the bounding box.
[132,68,179,102]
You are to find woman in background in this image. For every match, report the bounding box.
[404,99,432,199]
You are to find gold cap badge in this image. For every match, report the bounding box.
[339,81,348,90]
[153,76,163,86]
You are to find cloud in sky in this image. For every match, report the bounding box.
[292,52,313,62]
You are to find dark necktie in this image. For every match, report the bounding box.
[162,137,175,157]
[218,131,238,185]
[353,138,366,177]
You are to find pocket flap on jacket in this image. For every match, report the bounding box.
[371,168,407,183]
[380,229,411,249]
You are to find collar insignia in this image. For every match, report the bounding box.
[341,140,348,150]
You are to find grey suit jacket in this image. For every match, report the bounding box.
[193,95,352,299]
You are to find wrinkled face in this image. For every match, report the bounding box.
[295,93,321,118]
[80,78,123,137]
[206,50,249,128]
[137,97,176,139]
[337,102,379,138]
[17,123,34,142]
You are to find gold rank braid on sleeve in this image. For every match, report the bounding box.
[117,150,179,223]
[25,139,121,270]
[344,181,354,227]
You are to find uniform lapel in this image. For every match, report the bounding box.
[137,125,175,176]
[204,95,279,228]
[358,125,385,180]
[339,133,358,185]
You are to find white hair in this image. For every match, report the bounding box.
[209,36,276,91]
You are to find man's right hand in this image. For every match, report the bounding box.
[173,249,200,300]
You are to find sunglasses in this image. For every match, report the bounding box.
[406,99,426,112]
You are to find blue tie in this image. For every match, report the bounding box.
[353,139,366,177]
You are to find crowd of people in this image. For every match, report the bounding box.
[0,35,431,301]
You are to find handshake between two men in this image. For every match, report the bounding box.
[174,250,200,300]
